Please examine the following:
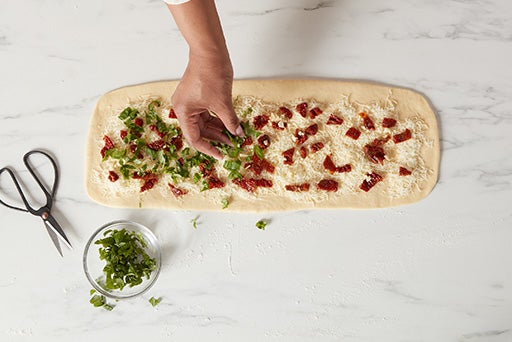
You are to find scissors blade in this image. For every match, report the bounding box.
[45,224,63,257]
[44,214,72,250]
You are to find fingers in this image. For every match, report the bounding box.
[189,138,224,161]
[202,126,231,146]
[211,103,244,137]
[177,112,229,160]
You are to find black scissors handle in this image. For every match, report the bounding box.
[23,150,58,212]
[0,167,29,212]
[0,150,58,215]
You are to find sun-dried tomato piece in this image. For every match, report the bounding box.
[282,147,295,165]
[372,135,391,146]
[207,176,225,189]
[147,139,165,151]
[310,142,324,153]
[140,176,158,192]
[261,159,275,174]
[326,114,343,125]
[399,167,412,176]
[299,146,307,159]
[244,161,262,176]
[100,135,115,158]
[294,128,308,145]
[199,163,214,177]
[359,112,375,130]
[324,155,351,173]
[345,127,361,140]
[285,183,310,192]
[120,130,127,140]
[305,123,318,136]
[360,172,383,192]
[323,155,337,173]
[271,121,287,130]
[168,183,188,197]
[309,107,323,119]
[393,129,412,143]
[241,136,253,147]
[253,178,273,188]
[103,135,114,149]
[364,144,386,164]
[169,108,177,119]
[382,117,397,128]
[134,117,144,127]
[317,179,338,192]
[233,177,273,191]
[199,162,215,177]
[257,134,271,149]
[296,102,308,118]
[336,164,352,173]
[170,136,183,151]
[108,171,119,182]
[245,154,273,176]
[232,178,257,193]
[279,106,293,119]
[253,115,270,130]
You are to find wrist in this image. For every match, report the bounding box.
[189,42,230,62]
[189,48,233,75]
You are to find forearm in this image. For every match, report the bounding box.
[167,0,230,62]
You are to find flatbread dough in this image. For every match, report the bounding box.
[85,79,439,211]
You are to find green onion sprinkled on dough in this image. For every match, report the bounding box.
[221,198,229,209]
[94,228,156,291]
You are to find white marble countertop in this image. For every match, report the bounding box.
[1,0,511,341]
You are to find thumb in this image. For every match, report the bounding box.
[211,103,244,137]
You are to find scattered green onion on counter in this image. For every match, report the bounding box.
[256,220,267,230]
[149,297,162,307]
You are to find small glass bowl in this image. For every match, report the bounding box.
[83,220,161,300]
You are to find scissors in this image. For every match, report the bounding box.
[0,150,72,256]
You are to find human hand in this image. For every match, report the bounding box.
[171,53,243,160]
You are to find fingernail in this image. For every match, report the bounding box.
[236,125,245,137]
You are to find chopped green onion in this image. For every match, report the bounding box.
[221,198,229,209]
[94,228,157,291]
[191,217,198,229]
[223,159,241,171]
[148,99,161,110]
[149,297,162,307]
[103,304,114,311]
[193,172,201,183]
[241,107,253,118]
[201,180,209,192]
[253,145,265,160]
[256,220,267,230]
[241,121,261,137]
[90,294,106,307]
[118,107,139,121]
[229,170,242,180]
[103,148,126,161]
